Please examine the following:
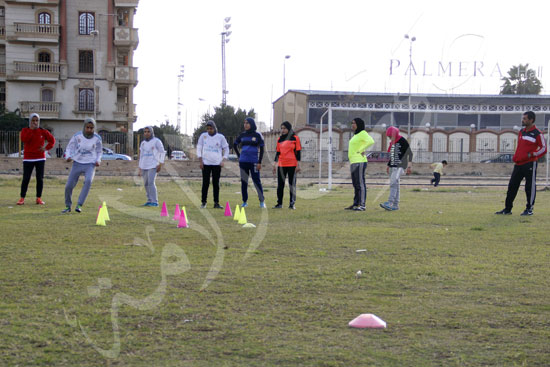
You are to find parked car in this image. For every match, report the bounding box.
[366,151,390,162]
[480,154,513,163]
[171,150,188,160]
[102,147,132,160]
[8,150,51,158]
[227,153,238,162]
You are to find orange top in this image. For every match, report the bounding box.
[276,135,301,167]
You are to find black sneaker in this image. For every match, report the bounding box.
[213,203,223,209]
[200,203,207,209]
[353,206,366,211]
[75,205,82,213]
[288,204,296,210]
[61,206,71,214]
[495,209,512,215]
[344,205,357,210]
[520,209,533,216]
[272,204,283,209]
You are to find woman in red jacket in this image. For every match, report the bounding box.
[17,113,55,205]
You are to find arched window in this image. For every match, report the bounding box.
[38,51,51,63]
[79,12,95,35]
[41,89,54,102]
[38,12,51,24]
[78,88,94,111]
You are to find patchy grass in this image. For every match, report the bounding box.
[1,175,550,366]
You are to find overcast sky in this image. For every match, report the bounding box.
[133,0,550,133]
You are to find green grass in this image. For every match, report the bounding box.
[1,175,550,366]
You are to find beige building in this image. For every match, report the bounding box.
[0,0,139,154]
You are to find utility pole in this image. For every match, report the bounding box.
[177,65,184,133]
[221,17,231,105]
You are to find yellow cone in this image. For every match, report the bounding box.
[233,205,241,221]
[238,207,247,224]
[96,211,106,226]
[101,201,110,221]
[183,206,188,225]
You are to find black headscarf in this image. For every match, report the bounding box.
[353,118,365,135]
[278,121,295,142]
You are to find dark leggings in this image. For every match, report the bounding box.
[20,160,45,198]
[201,165,222,204]
[276,166,297,205]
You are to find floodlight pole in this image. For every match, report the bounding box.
[328,107,333,190]
[319,109,329,189]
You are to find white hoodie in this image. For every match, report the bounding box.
[65,132,103,164]
[139,137,165,169]
[196,132,229,165]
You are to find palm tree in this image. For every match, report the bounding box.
[500,64,543,95]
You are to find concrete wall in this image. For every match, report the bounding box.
[2,157,543,178]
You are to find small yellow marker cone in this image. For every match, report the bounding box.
[238,207,247,225]
[233,205,241,221]
[101,201,110,221]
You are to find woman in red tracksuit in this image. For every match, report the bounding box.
[17,113,55,205]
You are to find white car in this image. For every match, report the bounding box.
[171,150,188,160]
[8,150,51,158]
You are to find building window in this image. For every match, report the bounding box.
[79,50,94,73]
[117,51,128,66]
[41,88,54,102]
[0,82,6,102]
[38,51,51,63]
[79,12,95,35]
[79,88,94,111]
[38,12,51,24]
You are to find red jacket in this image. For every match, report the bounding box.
[20,127,55,160]
[512,125,547,165]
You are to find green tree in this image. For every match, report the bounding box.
[192,104,255,145]
[500,64,543,95]
[0,109,27,131]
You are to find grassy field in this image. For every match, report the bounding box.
[1,174,549,366]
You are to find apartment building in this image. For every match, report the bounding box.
[0,0,139,154]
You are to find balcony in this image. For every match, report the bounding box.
[114,0,138,7]
[7,23,60,43]
[0,64,5,80]
[8,61,60,81]
[114,66,138,85]
[113,27,138,49]
[19,101,61,118]
[5,0,59,4]
[114,102,136,119]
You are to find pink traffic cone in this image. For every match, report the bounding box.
[177,209,188,228]
[348,314,387,329]
[160,201,168,217]
[224,201,232,217]
[96,205,102,222]
[173,204,180,221]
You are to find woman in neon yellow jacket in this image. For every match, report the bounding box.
[346,118,374,211]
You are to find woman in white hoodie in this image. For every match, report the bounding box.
[62,118,103,213]
[196,120,229,209]
[138,126,165,207]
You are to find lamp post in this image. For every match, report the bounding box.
[177,65,184,133]
[404,34,416,139]
[221,17,231,105]
[90,29,99,120]
[283,55,291,94]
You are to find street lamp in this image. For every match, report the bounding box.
[404,34,416,139]
[221,17,231,105]
[283,55,291,94]
[177,65,184,133]
[90,29,99,120]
